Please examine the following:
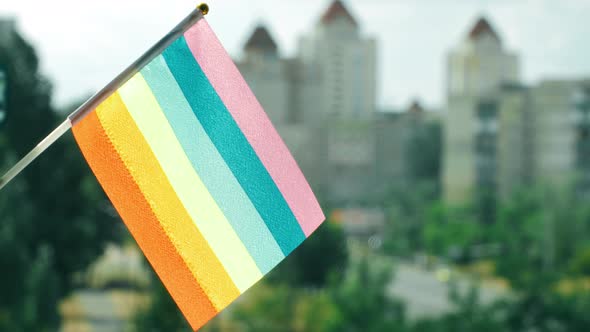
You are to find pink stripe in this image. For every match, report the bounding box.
[184,20,324,236]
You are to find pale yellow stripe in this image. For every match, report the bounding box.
[118,73,263,291]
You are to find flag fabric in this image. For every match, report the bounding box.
[71,16,324,330]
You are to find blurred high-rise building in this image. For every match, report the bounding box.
[529,79,590,192]
[447,18,519,98]
[237,0,432,207]
[443,17,522,204]
[236,23,325,193]
[443,16,590,207]
[298,0,377,120]
[239,25,289,125]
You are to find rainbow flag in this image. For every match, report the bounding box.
[71,11,324,331]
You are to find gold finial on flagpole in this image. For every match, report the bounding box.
[198,3,209,15]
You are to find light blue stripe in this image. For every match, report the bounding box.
[141,55,284,274]
[162,37,306,255]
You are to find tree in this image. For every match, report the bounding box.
[330,256,406,332]
[407,277,590,332]
[0,26,121,330]
[134,221,349,331]
[422,203,480,262]
[268,220,348,288]
[382,188,441,257]
[405,119,442,194]
[400,185,590,331]
[224,255,405,332]
[134,271,190,332]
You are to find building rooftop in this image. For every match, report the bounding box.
[320,0,358,27]
[468,17,500,42]
[409,100,425,114]
[244,25,278,53]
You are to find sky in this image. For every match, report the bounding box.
[1,0,589,110]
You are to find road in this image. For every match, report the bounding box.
[388,262,507,318]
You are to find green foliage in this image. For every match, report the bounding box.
[293,291,343,332]
[21,245,60,331]
[268,221,348,288]
[222,283,343,332]
[329,257,406,332]
[133,271,190,332]
[226,256,404,332]
[502,289,590,331]
[135,220,349,331]
[380,117,441,257]
[229,284,315,331]
[408,280,590,332]
[0,27,121,330]
[382,185,441,256]
[0,34,54,166]
[409,296,505,332]
[380,183,590,332]
[485,187,590,285]
[422,203,480,260]
[405,120,441,191]
[569,247,590,276]
[488,190,549,284]
[136,183,590,331]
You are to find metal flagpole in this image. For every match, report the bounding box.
[0,3,209,191]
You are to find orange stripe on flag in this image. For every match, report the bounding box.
[72,111,217,330]
[94,93,241,310]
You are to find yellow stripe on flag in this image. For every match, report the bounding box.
[118,74,263,291]
[94,93,240,310]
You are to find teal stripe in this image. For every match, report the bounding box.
[162,37,306,255]
[141,56,284,274]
